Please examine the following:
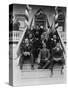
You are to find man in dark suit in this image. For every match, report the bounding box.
[32,33,43,63]
[50,42,65,75]
[19,38,34,70]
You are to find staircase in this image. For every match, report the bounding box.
[13,59,65,86]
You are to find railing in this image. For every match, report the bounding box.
[56,28,66,60]
[9,30,24,43]
[57,29,66,53]
[60,31,66,44]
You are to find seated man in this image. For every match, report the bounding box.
[38,43,50,69]
[19,38,34,70]
[46,34,58,50]
[28,33,34,45]
[45,34,59,63]
[32,33,43,63]
[50,42,65,74]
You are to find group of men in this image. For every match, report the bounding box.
[19,26,65,75]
